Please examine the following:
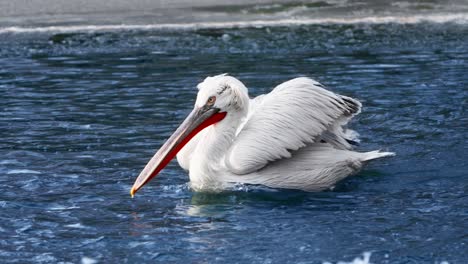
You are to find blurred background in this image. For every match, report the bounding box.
[1,1,467,263]
[1,0,468,27]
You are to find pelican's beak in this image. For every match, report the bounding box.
[130,105,227,197]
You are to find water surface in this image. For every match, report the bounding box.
[1,7,467,264]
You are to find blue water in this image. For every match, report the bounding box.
[1,21,467,263]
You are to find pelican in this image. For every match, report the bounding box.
[130,74,394,196]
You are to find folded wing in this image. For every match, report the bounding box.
[225,77,361,175]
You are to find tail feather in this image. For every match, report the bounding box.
[362,150,395,161]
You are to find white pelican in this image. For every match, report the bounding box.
[130,74,394,196]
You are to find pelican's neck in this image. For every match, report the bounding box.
[189,110,246,186]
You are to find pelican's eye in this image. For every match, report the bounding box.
[207,96,216,105]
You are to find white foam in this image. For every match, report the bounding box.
[81,257,98,264]
[323,252,373,264]
[66,223,87,229]
[1,13,467,34]
[7,169,41,174]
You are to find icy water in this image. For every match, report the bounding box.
[1,5,468,264]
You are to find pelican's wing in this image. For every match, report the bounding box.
[225,77,361,175]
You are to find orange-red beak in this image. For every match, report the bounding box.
[130,105,226,197]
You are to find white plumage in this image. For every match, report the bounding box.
[174,74,394,191]
[130,74,394,196]
[226,77,361,174]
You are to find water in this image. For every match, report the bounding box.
[1,1,468,263]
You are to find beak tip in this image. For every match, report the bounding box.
[130,187,136,198]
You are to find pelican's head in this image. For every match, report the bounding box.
[130,74,249,197]
[195,74,249,113]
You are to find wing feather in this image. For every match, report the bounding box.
[225,77,361,175]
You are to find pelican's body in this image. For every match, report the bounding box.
[131,75,394,195]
